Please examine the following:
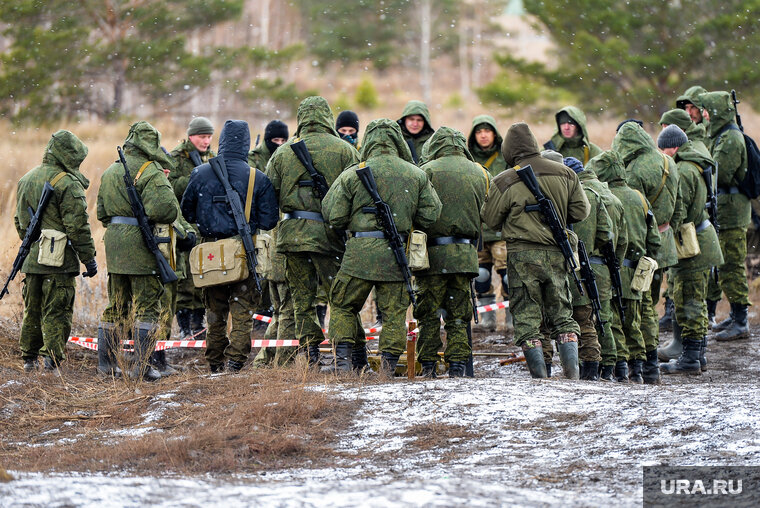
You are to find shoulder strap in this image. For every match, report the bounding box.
[583,145,590,165]
[483,151,499,169]
[245,167,256,222]
[49,172,68,187]
[134,161,153,184]
[633,189,649,215]
[686,161,704,174]
[650,153,670,205]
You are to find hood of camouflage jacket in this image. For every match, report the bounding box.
[611,122,658,166]
[676,85,708,110]
[467,114,503,158]
[501,122,540,168]
[552,105,592,150]
[396,100,435,139]
[218,119,250,161]
[701,91,736,138]
[41,129,90,189]
[586,150,626,186]
[420,126,475,164]
[675,140,714,169]
[123,120,174,169]
[295,96,338,137]
[360,118,415,164]
[659,108,704,140]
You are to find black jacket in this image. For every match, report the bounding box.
[181,120,279,237]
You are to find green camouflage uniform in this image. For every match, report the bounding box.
[396,100,435,164]
[481,123,590,349]
[14,130,96,363]
[546,106,603,165]
[414,127,490,363]
[593,151,662,361]
[702,92,751,306]
[322,119,442,356]
[248,142,271,172]
[267,97,360,349]
[676,85,709,130]
[660,108,709,150]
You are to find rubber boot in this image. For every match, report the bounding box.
[420,361,438,378]
[614,360,629,383]
[190,308,206,340]
[175,309,192,340]
[557,333,580,380]
[714,303,750,341]
[448,361,467,378]
[660,338,701,375]
[97,324,122,378]
[209,363,225,374]
[308,344,321,366]
[642,349,661,385]
[316,304,327,330]
[545,362,552,377]
[712,304,734,333]
[659,297,674,332]
[580,361,599,381]
[628,359,644,384]
[321,343,352,373]
[658,318,683,362]
[522,339,547,379]
[352,343,369,372]
[706,299,718,329]
[150,350,177,377]
[700,336,707,372]
[380,352,399,376]
[474,295,496,332]
[600,364,614,381]
[130,322,161,382]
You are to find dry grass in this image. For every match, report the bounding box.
[400,421,483,451]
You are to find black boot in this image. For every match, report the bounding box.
[713,303,734,332]
[130,323,161,382]
[150,350,177,377]
[23,358,38,372]
[190,309,206,340]
[420,361,438,378]
[522,340,547,379]
[227,359,244,372]
[614,360,629,383]
[175,309,192,339]
[97,324,122,378]
[308,344,321,366]
[642,349,661,385]
[600,364,614,381]
[545,362,552,377]
[448,361,467,378]
[316,304,327,330]
[43,356,59,372]
[715,303,750,341]
[659,297,674,332]
[580,361,600,381]
[321,343,352,373]
[660,338,701,375]
[352,344,369,372]
[706,299,718,329]
[700,336,707,372]
[209,363,225,374]
[380,352,399,376]
[628,359,643,384]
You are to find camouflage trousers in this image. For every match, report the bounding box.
[329,272,402,354]
[203,273,262,366]
[176,252,204,310]
[20,273,76,362]
[598,298,617,366]
[611,298,644,361]
[641,268,665,353]
[541,304,601,363]
[284,252,341,348]
[673,269,709,340]
[101,273,165,325]
[508,250,580,348]
[707,227,750,305]
[414,274,473,363]
[253,280,297,367]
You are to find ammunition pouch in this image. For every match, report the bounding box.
[37,229,67,267]
[407,230,429,271]
[631,256,658,292]
[152,223,175,268]
[675,222,700,260]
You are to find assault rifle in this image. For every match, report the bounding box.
[291,139,330,200]
[209,155,262,294]
[355,163,416,308]
[117,147,178,284]
[703,164,720,283]
[578,240,605,338]
[517,164,584,295]
[601,240,626,324]
[0,182,56,300]
[732,89,743,131]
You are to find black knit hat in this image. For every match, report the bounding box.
[657,124,688,149]
[336,110,360,131]
[264,120,289,154]
[616,118,644,132]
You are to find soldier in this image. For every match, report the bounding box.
[612,122,684,384]
[170,117,216,340]
[413,127,490,377]
[656,125,723,375]
[467,115,508,332]
[396,100,435,164]
[336,110,360,148]
[676,85,709,127]
[702,91,752,341]
[481,122,590,379]
[14,130,97,372]
[593,150,662,383]
[97,121,178,381]
[267,96,360,366]
[181,120,279,372]
[249,120,288,171]
[544,106,603,165]
[322,118,442,373]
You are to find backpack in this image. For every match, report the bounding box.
[717,124,760,199]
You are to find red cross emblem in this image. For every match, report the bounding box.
[207,253,214,261]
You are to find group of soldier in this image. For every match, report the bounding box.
[13,84,751,384]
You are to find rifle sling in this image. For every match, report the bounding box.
[50,172,67,187]
[134,161,153,184]
[245,167,256,222]
[483,152,499,170]
[650,153,670,205]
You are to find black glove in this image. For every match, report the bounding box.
[82,259,97,278]
[177,232,197,252]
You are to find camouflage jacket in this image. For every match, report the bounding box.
[481,122,590,253]
[418,127,491,277]
[267,96,360,256]
[97,121,178,275]
[467,114,507,243]
[659,108,708,149]
[322,119,442,281]
[547,106,603,165]
[169,138,215,202]
[15,130,96,275]
[396,100,435,164]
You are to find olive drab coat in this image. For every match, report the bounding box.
[267,96,360,256]
[248,142,272,172]
[322,119,442,281]
[97,121,178,275]
[418,126,491,277]
[701,91,751,230]
[467,114,507,243]
[481,122,590,253]
[15,130,96,274]
[396,100,435,164]
[169,138,215,202]
[612,122,683,269]
[547,106,603,164]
